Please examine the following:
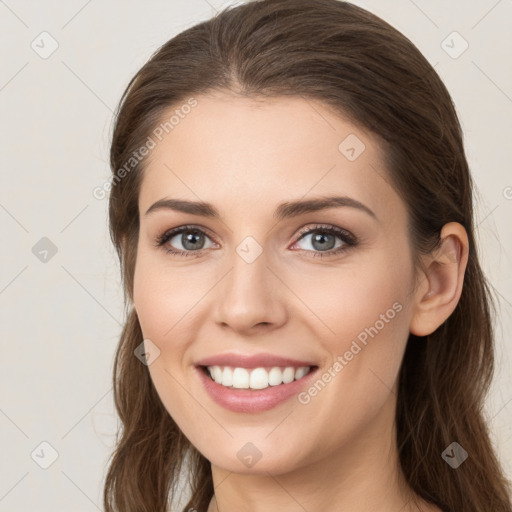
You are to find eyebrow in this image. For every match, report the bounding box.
[145,195,377,221]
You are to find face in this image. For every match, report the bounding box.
[133,92,418,475]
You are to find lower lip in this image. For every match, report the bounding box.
[195,366,319,413]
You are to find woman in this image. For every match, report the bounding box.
[103,1,512,511]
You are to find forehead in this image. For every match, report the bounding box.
[138,93,402,222]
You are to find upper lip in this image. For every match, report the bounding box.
[196,353,317,369]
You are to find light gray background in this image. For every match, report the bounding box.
[1,0,511,510]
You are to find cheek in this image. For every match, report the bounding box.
[297,248,412,349]
[133,250,201,343]
[133,254,200,429]
[294,247,413,412]
[133,263,169,341]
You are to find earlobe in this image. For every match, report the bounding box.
[409,222,469,337]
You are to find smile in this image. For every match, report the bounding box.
[196,364,319,413]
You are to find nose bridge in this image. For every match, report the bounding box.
[229,239,268,295]
[213,236,287,332]
[223,238,272,307]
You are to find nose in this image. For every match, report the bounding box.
[212,246,288,335]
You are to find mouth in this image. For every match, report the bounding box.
[193,352,320,412]
[195,362,320,413]
[199,364,318,390]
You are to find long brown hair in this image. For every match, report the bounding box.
[104,1,512,510]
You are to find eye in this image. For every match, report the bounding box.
[155,225,217,257]
[155,223,357,259]
[290,224,357,258]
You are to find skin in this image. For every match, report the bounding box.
[133,91,468,512]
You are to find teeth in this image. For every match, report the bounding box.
[206,365,312,390]
[221,366,233,387]
[268,367,283,386]
[249,368,267,389]
[233,367,249,389]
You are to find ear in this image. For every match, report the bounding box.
[409,222,469,336]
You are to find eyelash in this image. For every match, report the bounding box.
[154,223,358,259]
